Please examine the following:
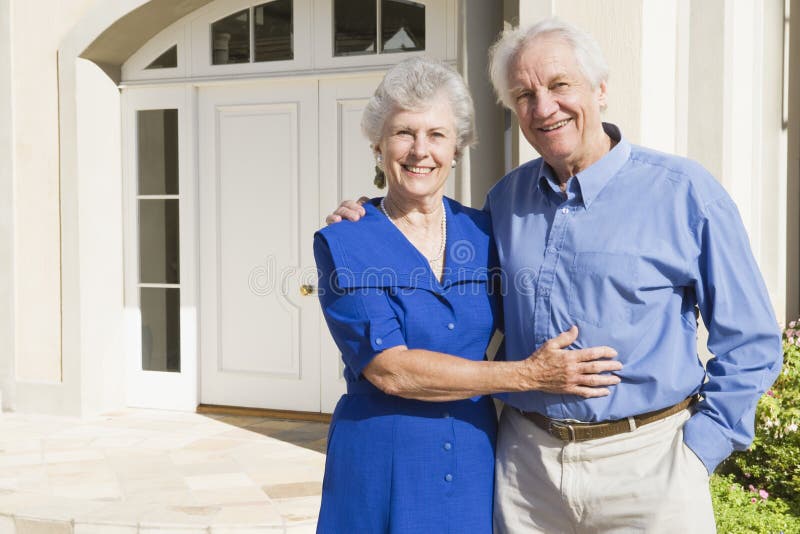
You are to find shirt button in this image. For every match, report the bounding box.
[540,289,550,297]
[443,442,452,451]
[444,474,453,482]
[547,247,557,254]
[375,337,383,346]
[561,208,569,214]
[447,322,455,330]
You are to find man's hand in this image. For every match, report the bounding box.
[325,196,370,225]
[518,326,622,398]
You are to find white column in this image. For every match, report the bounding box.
[0,0,15,411]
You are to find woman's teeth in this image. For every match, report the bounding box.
[403,166,432,174]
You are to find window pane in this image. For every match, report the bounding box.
[334,0,376,56]
[145,45,178,69]
[212,8,250,64]
[139,199,180,284]
[254,0,293,62]
[141,287,181,372]
[138,109,179,195]
[381,0,425,53]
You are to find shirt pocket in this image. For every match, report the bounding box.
[568,252,640,327]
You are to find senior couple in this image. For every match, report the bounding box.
[313,17,782,533]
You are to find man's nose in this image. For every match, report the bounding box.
[532,92,558,118]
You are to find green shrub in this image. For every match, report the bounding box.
[713,318,800,531]
[718,319,800,514]
[711,474,800,533]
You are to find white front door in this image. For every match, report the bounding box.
[198,73,420,413]
[198,79,322,411]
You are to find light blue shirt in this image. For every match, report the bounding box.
[485,123,782,473]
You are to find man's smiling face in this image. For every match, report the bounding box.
[509,34,608,181]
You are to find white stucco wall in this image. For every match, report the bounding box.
[12,1,88,383]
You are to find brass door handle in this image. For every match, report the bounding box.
[300,284,316,296]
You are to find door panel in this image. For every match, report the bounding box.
[318,74,385,412]
[199,80,320,411]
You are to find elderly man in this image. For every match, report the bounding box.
[329,17,782,533]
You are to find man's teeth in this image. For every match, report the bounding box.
[541,119,570,131]
[405,166,432,174]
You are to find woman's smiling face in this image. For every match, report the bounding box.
[377,91,458,202]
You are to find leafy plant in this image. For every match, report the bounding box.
[714,318,800,530]
[711,474,800,533]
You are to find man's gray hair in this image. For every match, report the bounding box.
[362,57,476,155]
[489,17,609,110]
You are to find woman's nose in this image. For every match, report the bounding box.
[410,135,429,157]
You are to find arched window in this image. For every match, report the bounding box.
[122,0,452,82]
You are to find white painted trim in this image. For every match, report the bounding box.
[122,86,198,411]
[122,23,188,81]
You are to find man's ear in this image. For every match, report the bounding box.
[597,80,608,109]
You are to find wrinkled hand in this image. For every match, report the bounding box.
[325,197,370,225]
[520,326,622,398]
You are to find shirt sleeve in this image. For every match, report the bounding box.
[683,195,783,473]
[314,233,407,378]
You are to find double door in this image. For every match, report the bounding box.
[198,74,385,412]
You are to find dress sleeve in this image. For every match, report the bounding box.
[314,233,407,377]
[682,195,783,473]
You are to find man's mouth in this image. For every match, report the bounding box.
[402,165,434,175]
[539,118,572,132]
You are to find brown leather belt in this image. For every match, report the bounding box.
[519,396,697,443]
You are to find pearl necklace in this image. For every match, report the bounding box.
[380,197,447,263]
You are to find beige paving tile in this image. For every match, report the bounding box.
[185,473,255,491]
[211,527,285,534]
[0,454,42,469]
[208,503,284,528]
[14,517,72,534]
[190,486,270,507]
[273,496,321,525]
[284,523,317,534]
[0,515,15,534]
[74,524,138,534]
[262,482,321,500]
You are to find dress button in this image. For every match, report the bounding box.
[443,442,452,451]
[445,474,453,482]
[375,337,383,346]
[561,208,569,214]
[447,322,455,330]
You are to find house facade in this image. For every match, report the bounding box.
[0,0,797,416]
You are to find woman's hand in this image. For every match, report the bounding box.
[516,326,622,398]
[325,197,369,224]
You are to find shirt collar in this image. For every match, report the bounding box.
[536,123,631,208]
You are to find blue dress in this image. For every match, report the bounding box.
[314,197,500,533]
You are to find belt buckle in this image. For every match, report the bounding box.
[549,420,576,442]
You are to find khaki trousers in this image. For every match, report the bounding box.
[494,405,716,533]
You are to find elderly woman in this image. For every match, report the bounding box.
[314,57,621,533]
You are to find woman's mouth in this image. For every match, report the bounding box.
[402,165,434,175]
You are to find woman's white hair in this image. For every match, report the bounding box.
[489,17,609,110]
[361,57,476,155]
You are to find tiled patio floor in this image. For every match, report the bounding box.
[0,409,328,533]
